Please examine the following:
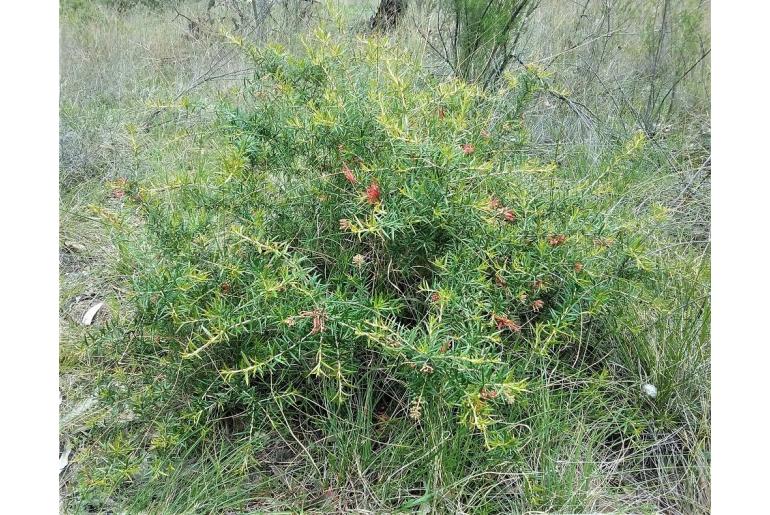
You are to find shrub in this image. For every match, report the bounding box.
[113,31,651,452]
[430,0,539,86]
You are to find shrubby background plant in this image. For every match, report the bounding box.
[60,1,710,513]
[427,0,539,86]
[120,31,651,447]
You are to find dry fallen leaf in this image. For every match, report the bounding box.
[81,302,104,326]
[59,443,72,474]
[61,396,98,431]
[63,241,86,253]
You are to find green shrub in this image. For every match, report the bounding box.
[432,0,539,86]
[112,31,651,453]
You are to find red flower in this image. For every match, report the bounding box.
[299,309,326,335]
[502,208,516,222]
[430,292,441,303]
[461,143,475,155]
[366,181,381,205]
[342,163,357,184]
[112,189,125,199]
[480,388,498,400]
[531,299,544,313]
[311,314,325,335]
[548,234,567,246]
[494,314,521,332]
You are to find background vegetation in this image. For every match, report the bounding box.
[60,0,710,513]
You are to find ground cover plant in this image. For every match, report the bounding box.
[60,1,710,513]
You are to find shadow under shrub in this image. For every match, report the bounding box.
[112,29,655,484]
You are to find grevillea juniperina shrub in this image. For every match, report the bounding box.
[114,30,652,450]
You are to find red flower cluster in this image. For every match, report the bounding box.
[488,197,516,223]
[366,181,381,205]
[298,309,326,335]
[548,234,567,246]
[342,163,357,184]
[461,143,475,155]
[494,314,521,332]
[480,388,498,400]
[339,162,383,207]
